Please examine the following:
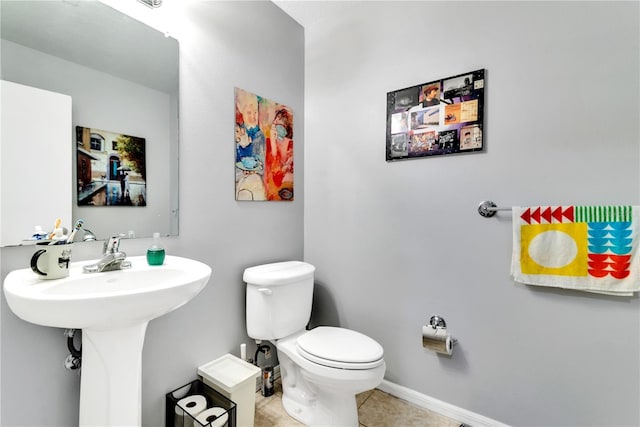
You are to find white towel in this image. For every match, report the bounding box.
[511,205,639,296]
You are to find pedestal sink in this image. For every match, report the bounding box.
[3,255,212,426]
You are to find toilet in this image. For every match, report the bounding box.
[244,261,386,427]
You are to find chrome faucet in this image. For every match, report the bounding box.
[83,234,132,273]
[82,229,97,242]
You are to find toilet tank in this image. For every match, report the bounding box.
[244,261,315,341]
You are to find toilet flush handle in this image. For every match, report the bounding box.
[257,288,272,296]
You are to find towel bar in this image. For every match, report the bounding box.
[478,200,512,217]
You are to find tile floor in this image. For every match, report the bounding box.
[254,379,462,427]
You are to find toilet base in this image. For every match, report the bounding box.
[276,333,385,427]
[281,387,358,427]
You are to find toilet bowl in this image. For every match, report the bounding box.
[276,328,385,426]
[243,261,386,426]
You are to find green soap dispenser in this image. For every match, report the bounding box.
[147,232,165,266]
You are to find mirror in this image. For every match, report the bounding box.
[0,0,179,245]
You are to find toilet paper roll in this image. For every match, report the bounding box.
[422,326,453,355]
[176,395,207,427]
[175,404,194,427]
[194,407,229,427]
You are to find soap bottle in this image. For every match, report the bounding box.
[146,232,165,266]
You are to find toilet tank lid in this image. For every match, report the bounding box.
[243,261,315,286]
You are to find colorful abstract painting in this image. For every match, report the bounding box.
[511,206,640,295]
[235,87,294,201]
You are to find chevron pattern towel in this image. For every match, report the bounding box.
[511,206,639,296]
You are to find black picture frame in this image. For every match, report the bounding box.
[386,69,485,161]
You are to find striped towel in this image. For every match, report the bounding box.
[511,206,639,296]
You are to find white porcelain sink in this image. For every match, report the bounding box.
[3,255,212,426]
[4,255,211,330]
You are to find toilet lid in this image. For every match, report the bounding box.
[296,327,384,370]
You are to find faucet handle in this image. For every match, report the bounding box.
[104,234,125,254]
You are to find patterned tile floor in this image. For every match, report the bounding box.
[255,379,461,427]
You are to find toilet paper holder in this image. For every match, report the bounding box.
[424,315,458,348]
[429,315,447,329]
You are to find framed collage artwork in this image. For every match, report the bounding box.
[386,69,485,161]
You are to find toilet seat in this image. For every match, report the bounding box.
[296,327,384,370]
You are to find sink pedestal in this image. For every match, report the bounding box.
[3,255,212,427]
[79,322,149,426]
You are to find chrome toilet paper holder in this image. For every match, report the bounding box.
[427,315,458,346]
[429,315,447,329]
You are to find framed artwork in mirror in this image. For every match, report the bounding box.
[386,69,485,161]
[235,87,294,201]
[76,126,147,207]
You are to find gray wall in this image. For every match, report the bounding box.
[3,1,639,426]
[0,2,304,426]
[304,1,640,426]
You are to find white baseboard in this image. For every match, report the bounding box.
[262,367,507,427]
[377,379,510,427]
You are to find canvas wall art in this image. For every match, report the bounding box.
[386,69,485,161]
[76,126,147,206]
[235,87,294,201]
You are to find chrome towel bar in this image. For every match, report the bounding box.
[478,200,512,217]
